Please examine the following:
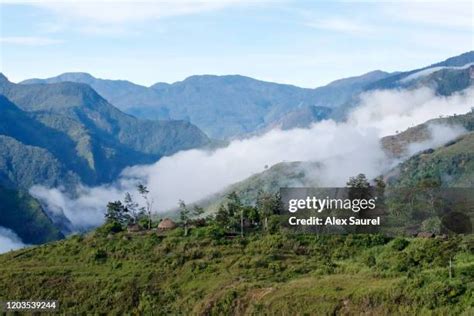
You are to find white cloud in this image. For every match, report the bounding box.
[4,0,267,24]
[401,63,474,83]
[384,1,473,30]
[306,17,374,35]
[407,123,467,156]
[30,86,473,231]
[0,226,28,253]
[349,87,474,137]
[0,36,63,46]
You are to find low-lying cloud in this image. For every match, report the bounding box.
[0,226,28,254]
[407,123,467,156]
[30,86,474,231]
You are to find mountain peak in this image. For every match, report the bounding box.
[430,51,474,68]
[20,72,96,86]
[0,73,10,84]
[180,74,250,84]
[325,70,390,89]
[55,72,96,83]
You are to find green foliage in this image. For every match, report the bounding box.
[96,221,123,236]
[0,232,472,315]
[390,131,474,188]
[105,201,130,226]
[391,237,410,251]
[0,185,63,244]
[0,81,210,191]
[347,173,372,200]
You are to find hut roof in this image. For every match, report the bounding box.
[127,224,141,232]
[417,231,435,238]
[158,218,177,229]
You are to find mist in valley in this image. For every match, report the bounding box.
[30,86,474,232]
[0,227,28,253]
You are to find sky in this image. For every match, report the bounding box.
[0,0,472,88]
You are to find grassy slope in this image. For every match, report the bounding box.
[0,230,472,315]
[387,132,474,187]
[382,111,474,158]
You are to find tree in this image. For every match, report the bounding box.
[256,191,281,231]
[227,192,245,235]
[179,200,191,236]
[105,201,129,226]
[374,176,386,208]
[347,173,372,200]
[124,192,144,224]
[215,192,245,233]
[137,183,153,230]
[216,204,231,228]
[192,205,205,218]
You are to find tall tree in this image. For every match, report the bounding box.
[124,192,143,224]
[179,200,191,236]
[105,201,129,226]
[137,183,153,229]
[256,191,281,231]
[347,173,372,200]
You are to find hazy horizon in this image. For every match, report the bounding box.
[1,1,472,88]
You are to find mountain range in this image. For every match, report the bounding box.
[1,51,473,246]
[21,70,392,139]
[0,75,210,245]
[21,51,474,139]
[195,109,474,215]
[0,75,210,189]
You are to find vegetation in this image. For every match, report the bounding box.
[1,174,473,314]
[0,185,63,244]
[0,79,211,190]
[0,229,472,314]
[388,132,474,187]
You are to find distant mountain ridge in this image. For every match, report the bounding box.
[4,51,473,245]
[21,70,393,139]
[365,51,474,91]
[0,75,212,244]
[21,51,474,140]
[0,75,211,189]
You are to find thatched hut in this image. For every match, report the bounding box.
[158,218,177,231]
[417,232,435,238]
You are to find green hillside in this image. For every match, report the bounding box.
[381,111,474,158]
[0,77,211,188]
[0,229,472,314]
[0,185,63,244]
[382,110,474,187]
[199,111,474,215]
[198,162,320,213]
[387,132,474,187]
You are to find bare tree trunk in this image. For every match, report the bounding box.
[449,257,453,279]
[241,210,244,238]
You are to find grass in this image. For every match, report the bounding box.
[0,229,472,315]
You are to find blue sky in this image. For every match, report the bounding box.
[0,0,472,87]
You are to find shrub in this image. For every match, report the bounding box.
[96,221,123,236]
[91,249,108,263]
[391,237,410,251]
